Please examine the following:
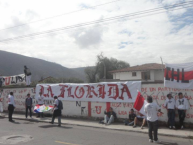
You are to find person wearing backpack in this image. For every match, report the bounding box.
[50,96,63,126]
[24,65,32,87]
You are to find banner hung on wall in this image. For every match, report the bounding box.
[0,74,26,86]
[36,81,141,102]
[164,62,193,89]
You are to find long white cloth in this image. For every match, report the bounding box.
[26,75,31,85]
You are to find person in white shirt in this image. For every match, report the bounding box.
[164,93,176,129]
[176,92,189,129]
[37,92,44,118]
[50,96,62,126]
[144,96,161,143]
[8,92,15,122]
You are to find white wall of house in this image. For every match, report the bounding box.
[112,70,164,81]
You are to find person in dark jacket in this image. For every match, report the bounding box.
[25,93,33,119]
[125,109,136,126]
[104,107,117,125]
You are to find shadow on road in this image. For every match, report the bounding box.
[158,141,178,145]
[38,125,73,129]
[10,121,20,124]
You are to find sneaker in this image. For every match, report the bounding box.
[181,126,184,129]
[133,125,136,128]
[169,126,172,129]
[154,140,160,143]
[141,126,144,129]
[149,139,153,143]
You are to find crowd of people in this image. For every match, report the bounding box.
[0,72,190,143]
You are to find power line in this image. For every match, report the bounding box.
[0,0,122,32]
[0,2,192,43]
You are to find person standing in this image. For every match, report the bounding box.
[176,92,189,129]
[164,93,176,129]
[24,65,32,87]
[25,93,33,119]
[8,92,15,122]
[37,92,44,118]
[144,96,161,143]
[0,92,3,116]
[50,96,62,126]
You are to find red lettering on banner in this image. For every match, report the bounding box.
[118,111,127,115]
[67,87,74,98]
[108,84,119,100]
[39,85,44,94]
[98,85,106,99]
[149,87,156,92]
[95,106,102,114]
[186,114,193,118]
[75,86,85,99]
[161,96,166,100]
[4,77,11,86]
[58,85,68,98]
[85,85,98,98]
[112,103,122,107]
[141,88,147,92]
[44,85,54,97]
[120,84,132,100]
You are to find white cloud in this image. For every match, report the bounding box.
[0,0,192,68]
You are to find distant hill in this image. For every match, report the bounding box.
[0,50,87,82]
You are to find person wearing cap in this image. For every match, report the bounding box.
[176,92,189,129]
[8,92,15,122]
[25,93,33,119]
[50,96,61,126]
[24,65,32,86]
[164,93,176,129]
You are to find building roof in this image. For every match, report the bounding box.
[109,63,165,73]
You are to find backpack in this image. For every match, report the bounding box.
[26,68,31,76]
[58,100,63,110]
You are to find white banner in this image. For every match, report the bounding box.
[0,74,26,86]
[164,62,193,89]
[35,81,141,102]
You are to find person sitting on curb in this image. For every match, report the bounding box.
[125,109,136,126]
[133,112,146,129]
[104,107,117,125]
[164,93,176,129]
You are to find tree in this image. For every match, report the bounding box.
[85,53,130,82]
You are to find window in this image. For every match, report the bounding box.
[141,71,150,80]
[132,72,137,77]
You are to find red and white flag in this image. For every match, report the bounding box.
[164,62,193,89]
[133,91,147,116]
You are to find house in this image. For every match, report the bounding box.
[109,63,165,82]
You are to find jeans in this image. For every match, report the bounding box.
[147,120,158,141]
[104,115,114,124]
[51,109,62,126]
[178,110,186,127]
[8,104,14,121]
[26,106,32,118]
[125,120,134,126]
[168,109,175,126]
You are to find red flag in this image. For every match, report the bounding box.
[133,91,146,115]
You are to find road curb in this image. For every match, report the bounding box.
[3,116,192,139]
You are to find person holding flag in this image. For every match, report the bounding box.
[144,96,161,143]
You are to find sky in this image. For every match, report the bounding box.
[0,0,192,68]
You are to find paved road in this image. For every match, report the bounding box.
[0,117,192,145]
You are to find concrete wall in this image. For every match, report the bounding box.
[1,84,193,123]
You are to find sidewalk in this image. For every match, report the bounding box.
[1,113,193,139]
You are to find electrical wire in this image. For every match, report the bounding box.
[0,0,122,31]
[0,2,192,43]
